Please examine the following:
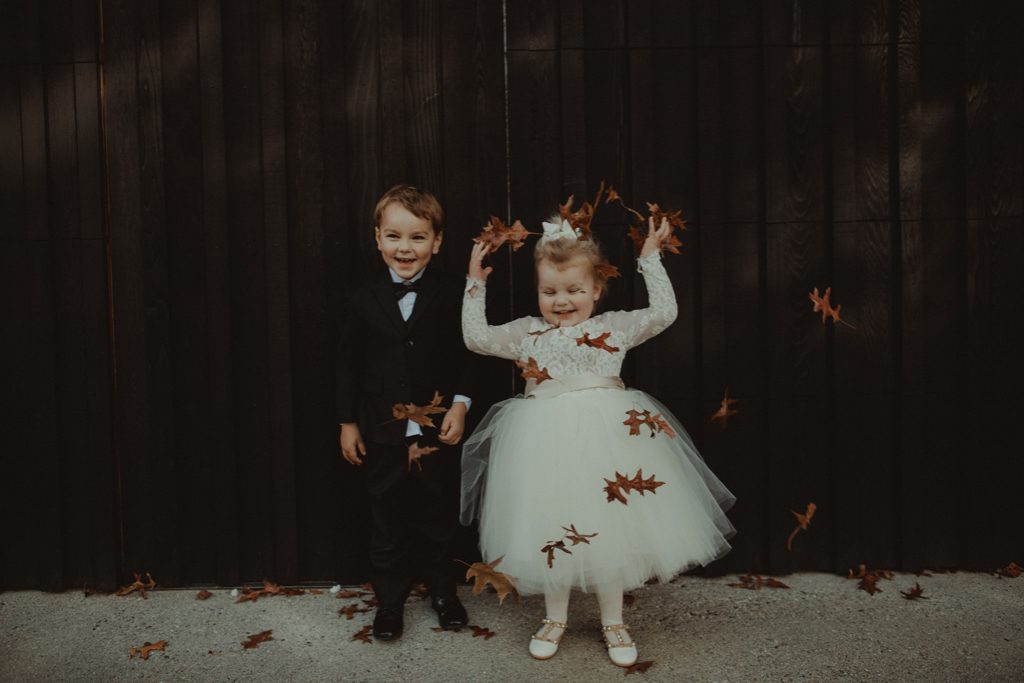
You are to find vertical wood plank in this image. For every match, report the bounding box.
[402,0,444,194]
[0,0,41,65]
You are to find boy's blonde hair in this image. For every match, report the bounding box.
[534,218,612,298]
[374,184,444,232]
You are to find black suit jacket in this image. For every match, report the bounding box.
[335,265,477,446]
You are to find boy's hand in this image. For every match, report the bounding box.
[640,216,672,258]
[468,242,494,282]
[438,402,467,445]
[340,423,366,465]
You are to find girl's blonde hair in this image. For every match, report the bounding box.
[534,217,612,298]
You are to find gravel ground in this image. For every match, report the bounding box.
[1,572,1022,682]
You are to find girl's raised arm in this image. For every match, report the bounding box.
[462,241,533,359]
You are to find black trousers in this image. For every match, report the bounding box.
[364,438,460,607]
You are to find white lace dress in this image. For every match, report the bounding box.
[460,252,735,595]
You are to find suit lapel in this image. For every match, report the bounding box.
[371,277,408,337]
[405,267,440,332]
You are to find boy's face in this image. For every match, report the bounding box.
[536,256,601,327]
[374,203,442,280]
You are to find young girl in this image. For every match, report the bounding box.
[460,216,736,667]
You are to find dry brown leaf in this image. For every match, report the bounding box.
[604,468,666,506]
[241,630,274,649]
[471,625,496,640]
[128,640,167,660]
[623,409,674,439]
[576,331,620,354]
[460,556,520,606]
[352,625,373,644]
[900,583,929,600]
[391,390,449,429]
[786,503,817,552]
[335,589,369,599]
[809,287,856,329]
[474,216,537,252]
[995,562,1022,578]
[116,572,157,598]
[408,441,440,472]
[236,579,305,603]
[596,262,622,280]
[541,539,571,568]
[562,524,598,546]
[338,603,372,620]
[727,574,790,590]
[516,357,552,384]
[710,388,738,430]
[847,564,894,596]
[528,322,560,338]
[195,590,213,600]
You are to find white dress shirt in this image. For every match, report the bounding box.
[390,267,471,437]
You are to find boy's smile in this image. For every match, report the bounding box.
[536,257,601,327]
[375,203,442,280]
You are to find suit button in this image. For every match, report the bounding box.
[406,339,414,347]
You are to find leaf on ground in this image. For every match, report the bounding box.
[624,660,655,675]
[236,579,305,603]
[459,555,520,606]
[195,590,213,600]
[338,603,372,620]
[995,562,1022,578]
[576,331,620,354]
[116,572,157,598]
[604,468,666,506]
[308,588,323,595]
[727,574,790,590]
[335,588,372,599]
[391,390,448,429]
[710,388,739,430]
[241,630,274,649]
[847,564,894,595]
[362,597,379,608]
[786,502,817,552]
[900,583,929,600]
[128,640,167,660]
[471,625,496,640]
[408,441,440,472]
[809,286,856,329]
[352,625,373,644]
[516,357,552,384]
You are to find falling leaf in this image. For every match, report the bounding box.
[576,331,620,354]
[786,502,817,552]
[352,625,373,644]
[596,262,622,280]
[604,468,666,506]
[338,603,372,620]
[624,660,655,675]
[995,562,1022,578]
[459,556,520,606]
[471,625,497,640]
[540,539,572,569]
[649,413,676,439]
[727,574,790,590]
[391,390,449,429]
[195,590,213,600]
[808,287,856,329]
[562,524,598,546]
[516,357,552,384]
[408,441,440,472]
[474,216,537,252]
[623,409,674,439]
[900,583,929,600]
[116,572,157,599]
[128,640,167,660]
[241,630,274,649]
[710,388,739,430]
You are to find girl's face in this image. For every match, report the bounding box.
[536,256,601,327]
[375,203,442,279]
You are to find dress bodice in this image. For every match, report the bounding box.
[461,251,678,379]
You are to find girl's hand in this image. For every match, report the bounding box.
[438,402,467,445]
[468,241,494,282]
[640,216,672,258]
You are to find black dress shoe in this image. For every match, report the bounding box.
[431,594,468,630]
[373,605,404,641]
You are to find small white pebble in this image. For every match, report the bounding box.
[230,589,239,597]
[329,584,341,594]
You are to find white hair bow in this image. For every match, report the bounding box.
[539,218,580,243]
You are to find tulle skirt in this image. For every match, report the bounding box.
[461,384,736,595]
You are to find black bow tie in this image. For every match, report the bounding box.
[393,280,420,299]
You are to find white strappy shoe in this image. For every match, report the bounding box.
[602,623,638,667]
[529,618,567,660]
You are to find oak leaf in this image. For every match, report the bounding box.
[809,287,856,329]
[352,625,373,644]
[623,409,674,438]
[562,524,598,546]
[995,562,1022,578]
[335,589,370,599]
[786,502,817,552]
[541,539,571,568]
[241,630,274,649]
[604,468,666,505]
[116,572,156,598]
[471,625,497,640]
[710,388,738,430]
[576,331,620,354]
[391,390,448,429]
[460,556,520,606]
[474,216,537,252]
[847,564,894,595]
[195,590,213,600]
[236,579,305,603]
[596,262,622,280]
[900,583,929,600]
[338,603,372,620]
[128,640,167,660]
[408,441,440,472]
[727,574,790,590]
[649,413,676,439]
[516,357,552,384]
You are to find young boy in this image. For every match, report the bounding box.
[336,185,473,640]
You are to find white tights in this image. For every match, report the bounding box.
[543,583,624,627]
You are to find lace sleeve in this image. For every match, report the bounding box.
[462,277,533,360]
[601,252,678,350]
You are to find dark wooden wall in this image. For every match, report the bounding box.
[2,0,1021,591]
